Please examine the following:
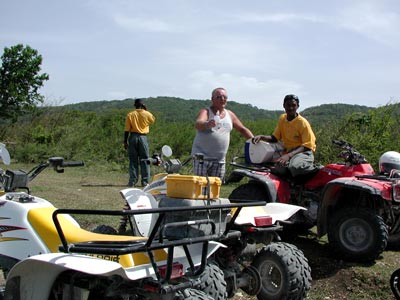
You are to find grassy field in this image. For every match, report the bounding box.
[1,161,400,299]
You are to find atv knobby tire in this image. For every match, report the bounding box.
[251,242,311,300]
[390,268,400,300]
[196,262,227,300]
[328,208,388,262]
[176,288,215,300]
[228,182,267,203]
[290,243,312,299]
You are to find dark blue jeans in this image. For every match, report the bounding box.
[128,133,150,186]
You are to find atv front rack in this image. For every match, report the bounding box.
[53,202,264,282]
[230,156,273,172]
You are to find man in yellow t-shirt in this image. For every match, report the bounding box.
[124,99,155,187]
[252,94,316,177]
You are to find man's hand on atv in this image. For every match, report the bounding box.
[252,135,262,144]
[273,153,291,166]
[252,135,271,144]
[252,135,277,144]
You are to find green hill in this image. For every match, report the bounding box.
[60,96,372,124]
[302,103,372,124]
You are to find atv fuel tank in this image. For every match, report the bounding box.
[305,163,374,189]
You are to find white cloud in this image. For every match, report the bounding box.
[235,12,324,24]
[187,70,303,109]
[113,14,173,32]
[232,3,400,47]
[336,2,400,46]
[2,0,399,110]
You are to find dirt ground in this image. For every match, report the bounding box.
[1,164,398,299]
[230,229,399,300]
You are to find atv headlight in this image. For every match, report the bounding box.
[393,182,400,203]
[4,170,28,192]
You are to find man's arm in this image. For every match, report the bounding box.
[123,131,129,149]
[229,111,254,139]
[146,111,156,125]
[195,108,214,131]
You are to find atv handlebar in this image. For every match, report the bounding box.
[332,139,352,148]
[144,145,221,175]
[332,139,367,165]
[59,160,85,168]
[0,157,85,193]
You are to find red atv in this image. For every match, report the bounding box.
[227,139,400,262]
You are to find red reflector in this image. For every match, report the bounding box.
[245,226,256,232]
[254,216,273,227]
[144,284,158,293]
[158,262,184,279]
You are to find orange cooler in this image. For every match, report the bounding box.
[166,174,221,199]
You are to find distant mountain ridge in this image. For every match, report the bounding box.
[60,96,373,124]
[301,103,372,124]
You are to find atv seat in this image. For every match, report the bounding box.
[27,207,167,267]
[289,166,321,185]
[269,165,321,185]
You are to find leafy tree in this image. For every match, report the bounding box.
[0,44,49,122]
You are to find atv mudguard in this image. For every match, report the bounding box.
[4,253,132,299]
[5,241,224,300]
[235,203,306,226]
[228,169,279,203]
[317,176,387,237]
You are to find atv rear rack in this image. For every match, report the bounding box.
[53,202,264,281]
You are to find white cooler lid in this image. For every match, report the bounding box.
[245,139,283,164]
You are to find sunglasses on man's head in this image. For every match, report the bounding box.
[215,95,228,100]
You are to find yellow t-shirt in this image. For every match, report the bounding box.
[273,113,316,152]
[124,109,155,134]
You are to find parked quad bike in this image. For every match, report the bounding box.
[116,146,312,300]
[227,139,400,262]
[0,147,257,300]
[391,267,400,300]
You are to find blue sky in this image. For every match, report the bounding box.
[1,0,399,110]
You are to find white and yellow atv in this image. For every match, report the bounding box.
[0,144,259,300]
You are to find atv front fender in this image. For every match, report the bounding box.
[227,169,279,202]
[317,177,384,237]
[120,188,159,236]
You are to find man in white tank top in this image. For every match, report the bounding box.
[191,87,254,181]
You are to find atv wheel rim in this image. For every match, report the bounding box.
[339,218,373,252]
[258,260,283,295]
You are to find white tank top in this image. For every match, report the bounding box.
[191,107,233,163]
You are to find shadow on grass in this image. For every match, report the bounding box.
[279,230,377,281]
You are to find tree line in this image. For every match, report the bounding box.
[1,99,399,176]
[1,43,399,175]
